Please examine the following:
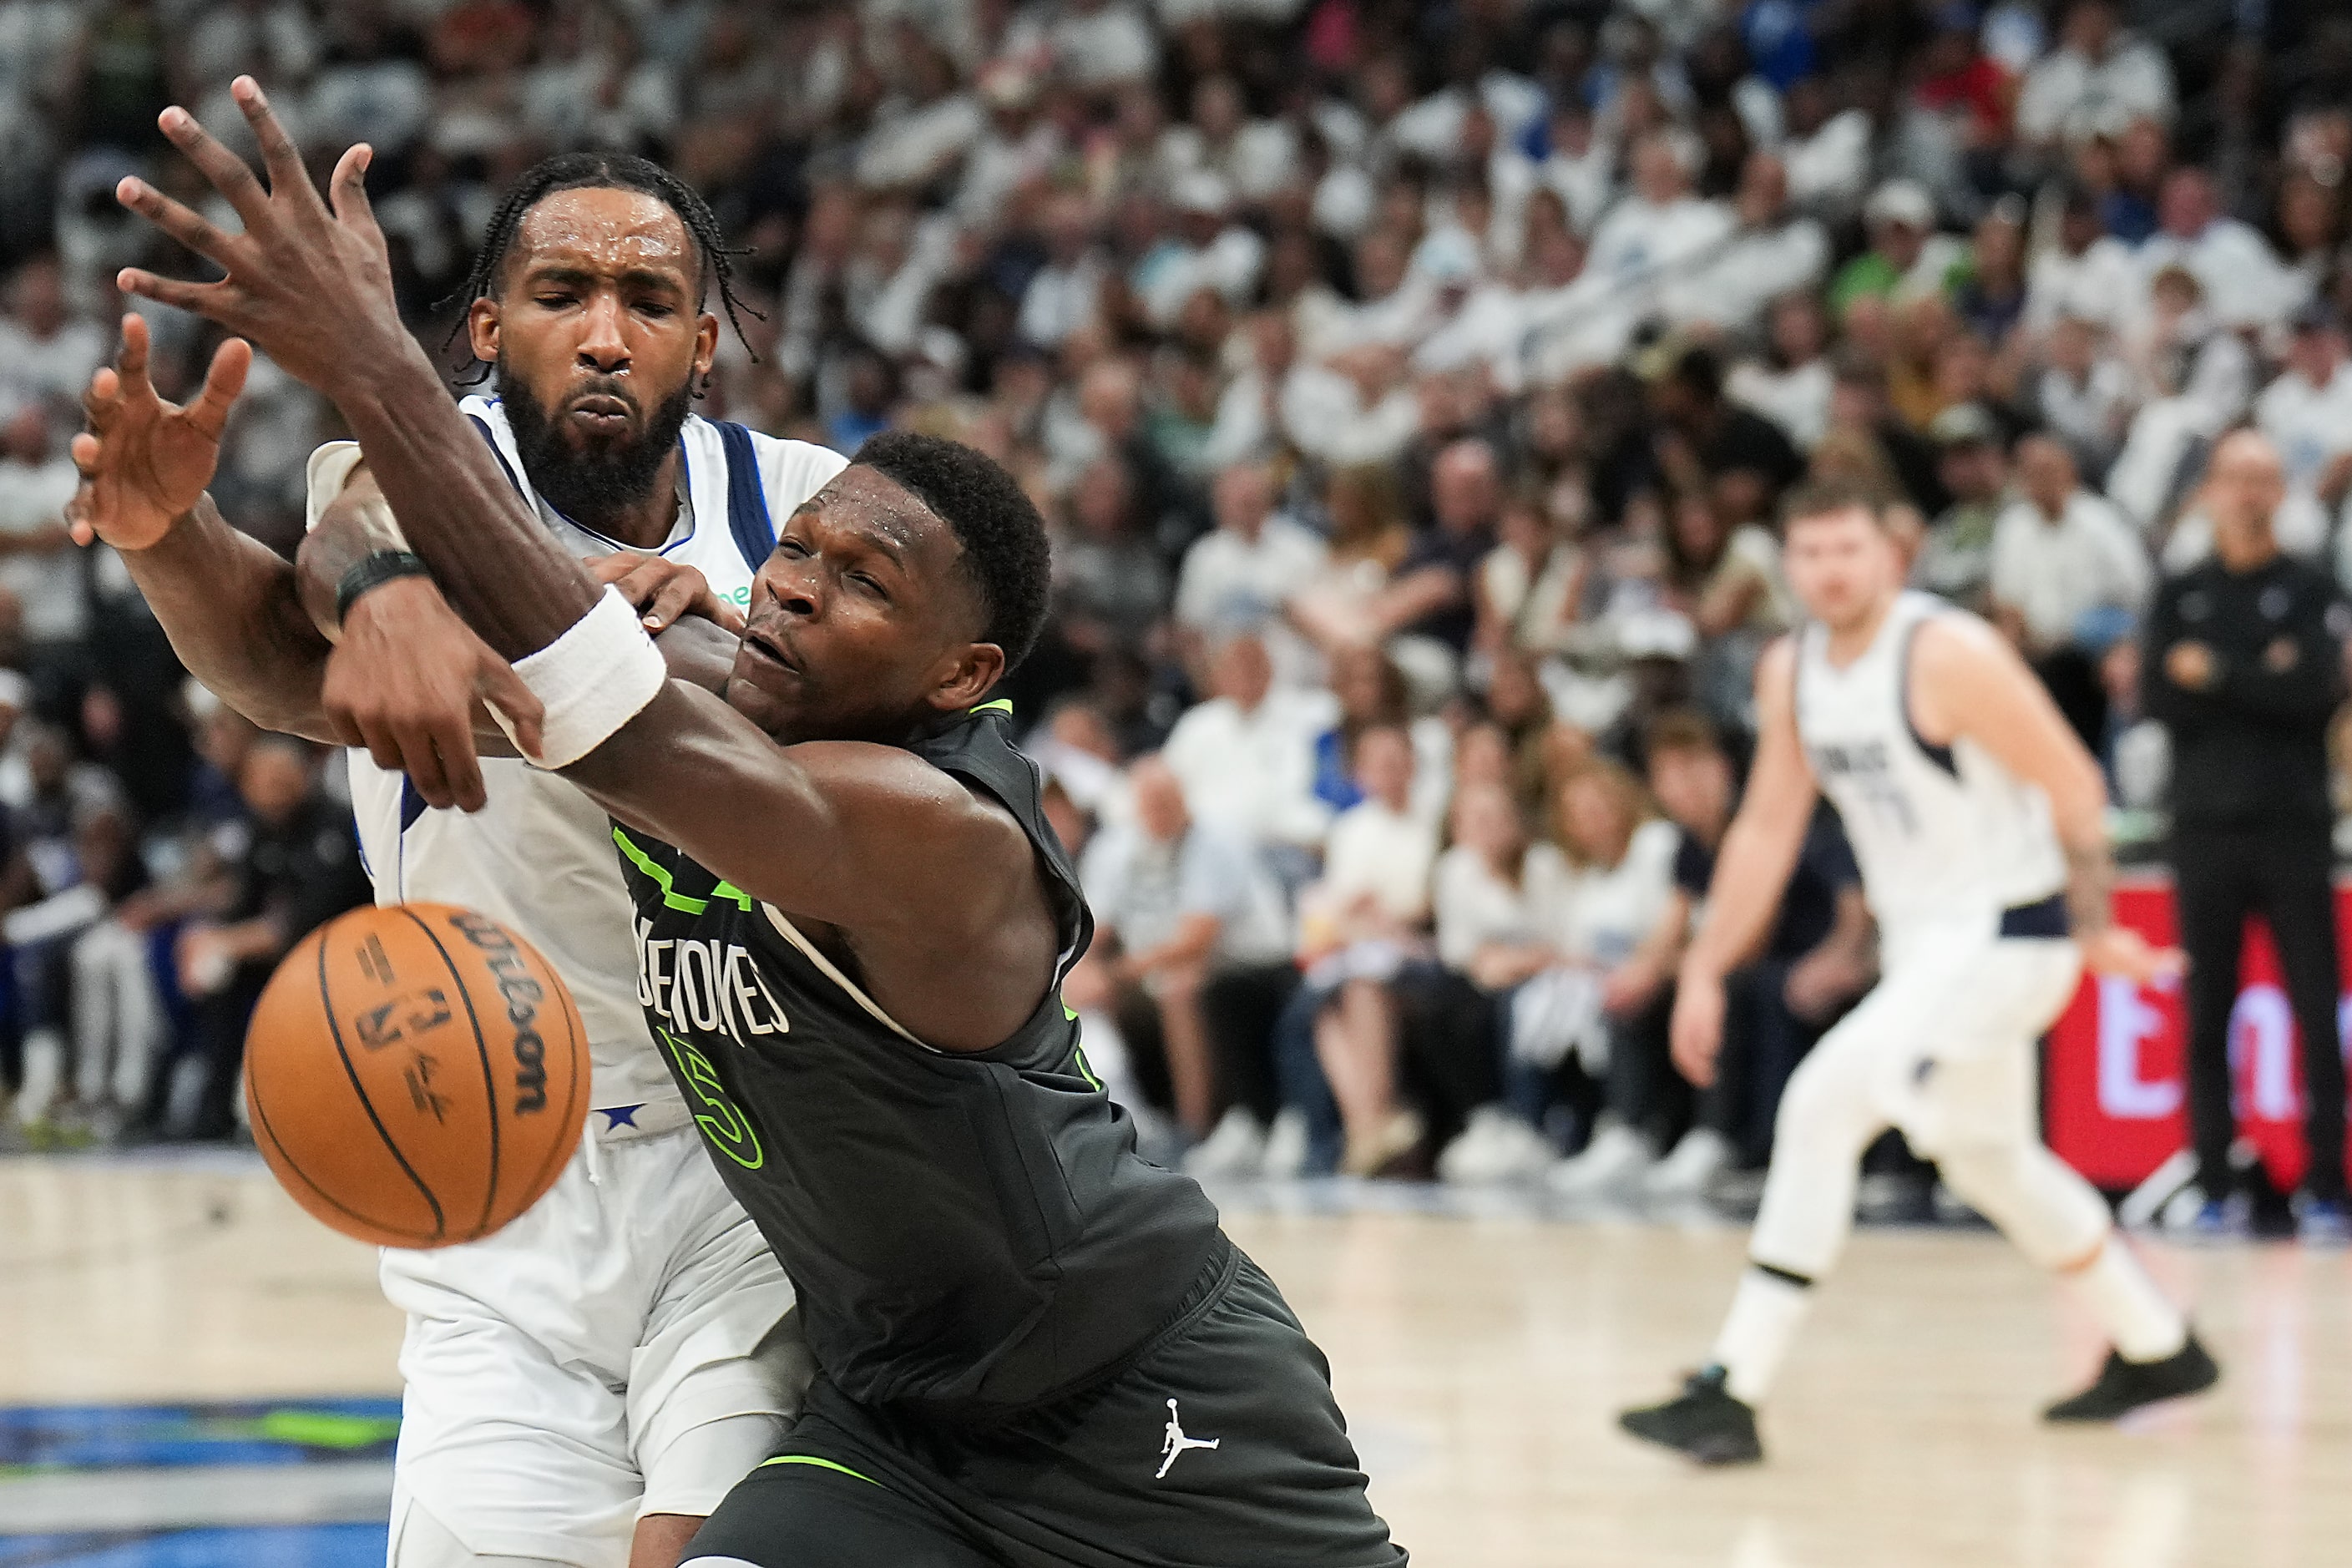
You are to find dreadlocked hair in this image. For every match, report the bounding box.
[438,152,761,387]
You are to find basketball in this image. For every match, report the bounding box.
[242,902,589,1249]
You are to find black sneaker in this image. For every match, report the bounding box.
[2043,1333,2220,1423]
[1619,1366,1764,1464]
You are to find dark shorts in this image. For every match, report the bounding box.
[682,1242,1407,1568]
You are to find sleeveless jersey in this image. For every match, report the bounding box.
[611,706,1225,1420]
[1793,592,2066,948]
[304,397,847,1110]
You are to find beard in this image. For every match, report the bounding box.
[497,362,695,532]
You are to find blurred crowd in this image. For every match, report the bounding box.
[3,0,2352,1186]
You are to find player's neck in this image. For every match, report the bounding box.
[594,447,688,552]
[1821,590,1899,666]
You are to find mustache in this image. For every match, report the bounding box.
[563,377,641,416]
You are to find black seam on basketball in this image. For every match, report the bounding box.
[248,1044,439,1246]
[318,918,448,1242]
[516,940,586,1209]
[398,906,503,1242]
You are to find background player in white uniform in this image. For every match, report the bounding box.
[67,146,844,1567]
[1621,480,2218,1465]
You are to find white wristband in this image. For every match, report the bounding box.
[494,586,668,769]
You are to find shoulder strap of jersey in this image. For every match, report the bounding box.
[713,420,777,575]
[463,411,526,498]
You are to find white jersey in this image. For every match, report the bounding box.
[1794,592,2066,951]
[305,397,847,1110]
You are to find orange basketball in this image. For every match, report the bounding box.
[244,902,589,1248]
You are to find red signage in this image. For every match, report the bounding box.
[2046,879,2352,1192]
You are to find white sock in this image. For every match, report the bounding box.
[2067,1232,2187,1363]
[1712,1267,1814,1405]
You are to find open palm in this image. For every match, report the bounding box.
[67,312,250,552]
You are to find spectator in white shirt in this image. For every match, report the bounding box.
[1659,152,1828,336]
[0,256,104,417]
[1174,460,1328,686]
[1585,129,1734,301]
[1071,757,1296,1147]
[2253,303,2352,552]
[1050,0,1159,89]
[1728,291,1837,453]
[1159,631,1336,863]
[0,407,82,665]
[2013,0,2176,152]
[2136,166,2304,332]
[1297,726,1439,1176]
[1018,189,1108,350]
[2031,311,2137,482]
[1990,434,2153,744]
[2025,186,2140,334]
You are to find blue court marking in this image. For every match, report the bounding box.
[0,1400,401,1472]
[0,1524,386,1567]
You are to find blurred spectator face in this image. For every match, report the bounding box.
[1647,738,1732,836]
[238,741,314,825]
[1044,191,1095,265]
[2017,437,2077,517]
[2279,175,2340,256]
[2289,320,2346,385]
[1333,645,1405,724]
[2059,196,2104,255]
[1070,459,1133,539]
[1130,756,1191,842]
[1974,208,2025,284]
[1736,154,1789,226]
[1449,781,1525,866]
[474,188,714,528]
[2204,431,2286,547]
[1932,334,1992,407]
[7,258,68,337]
[1874,215,1926,271]
[1247,310,1296,377]
[1939,438,2006,504]
[1353,230,1409,301]
[2116,118,2169,190]
[1079,361,1143,441]
[1432,441,1501,535]
[1351,725,1414,810]
[1769,292,1829,366]
[1192,75,1244,144]
[1784,504,1902,630]
[1211,463,1273,537]
[2048,315,2097,377]
[1485,652,1545,729]
[1,408,48,463]
[1555,765,1636,866]
[1527,225,1586,288]
[2158,169,2218,240]
[24,723,68,796]
[1454,723,1511,790]
[1211,634,1274,709]
[2063,0,2119,58]
[1631,134,1689,205]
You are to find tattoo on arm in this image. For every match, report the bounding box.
[2064,840,2115,938]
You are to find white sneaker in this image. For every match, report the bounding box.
[1183,1108,1268,1180]
[1438,1107,1552,1185]
[1260,1108,1310,1180]
[1643,1128,1731,1197]
[1546,1120,1652,1197]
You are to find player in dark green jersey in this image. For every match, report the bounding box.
[81,84,1404,1568]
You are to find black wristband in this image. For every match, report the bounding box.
[336,550,432,623]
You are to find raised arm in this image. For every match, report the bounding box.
[1672,636,1818,1088]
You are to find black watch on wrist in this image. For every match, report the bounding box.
[335,550,432,623]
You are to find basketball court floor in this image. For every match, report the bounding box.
[3,1152,2346,1567]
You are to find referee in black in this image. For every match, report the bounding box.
[2143,428,2349,1241]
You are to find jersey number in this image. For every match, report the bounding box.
[660,1027,765,1170]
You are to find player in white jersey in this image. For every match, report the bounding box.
[68,145,843,1565]
[1621,480,2218,1465]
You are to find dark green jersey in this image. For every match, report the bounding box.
[612,705,1223,1422]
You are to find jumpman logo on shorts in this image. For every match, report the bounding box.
[1156,1398,1222,1478]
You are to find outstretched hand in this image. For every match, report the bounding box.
[2079,926,2188,986]
[67,314,250,552]
[112,77,407,397]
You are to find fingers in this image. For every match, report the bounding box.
[703,592,748,636]
[186,338,254,442]
[114,175,242,271]
[477,653,547,762]
[431,718,488,815]
[80,366,122,432]
[115,312,151,398]
[117,268,231,321]
[157,103,271,226]
[643,575,702,632]
[328,143,382,238]
[393,716,460,812]
[589,551,659,593]
[230,77,319,211]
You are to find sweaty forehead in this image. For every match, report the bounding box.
[507,188,696,284]
[800,465,960,566]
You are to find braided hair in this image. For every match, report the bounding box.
[439,152,760,387]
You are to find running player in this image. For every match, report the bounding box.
[95,87,1404,1567]
[1618,479,2218,1464]
[73,128,845,1568]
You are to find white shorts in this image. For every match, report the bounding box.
[1826,921,2083,1157]
[382,1108,805,1566]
